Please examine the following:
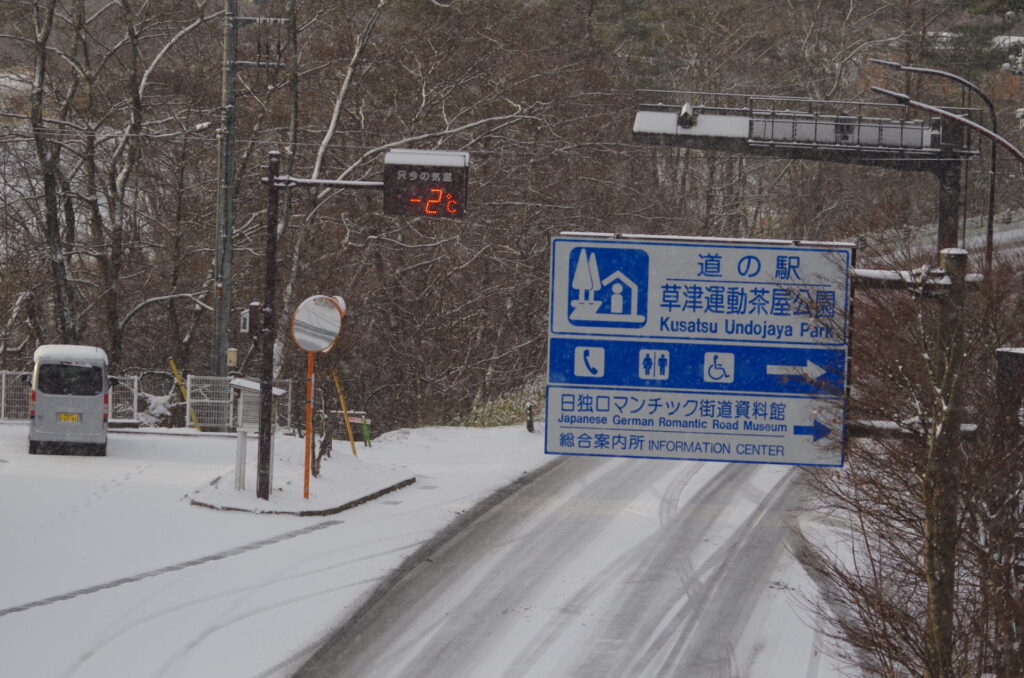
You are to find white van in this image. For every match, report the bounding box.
[28,345,111,456]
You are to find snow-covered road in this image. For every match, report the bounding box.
[297,456,834,678]
[0,423,842,677]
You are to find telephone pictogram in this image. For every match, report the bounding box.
[573,346,605,378]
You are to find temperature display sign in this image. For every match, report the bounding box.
[383,149,470,220]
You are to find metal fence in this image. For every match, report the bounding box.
[185,375,292,431]
[110,376,140,424]
[185,375,232,431]
[0,370,291,430]
[1,371,31,420]
[0,371,140,424]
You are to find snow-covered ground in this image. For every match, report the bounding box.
[0,422,843,677]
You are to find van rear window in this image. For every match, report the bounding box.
[37,364,104,396]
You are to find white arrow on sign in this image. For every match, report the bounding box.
[766,360,826,380]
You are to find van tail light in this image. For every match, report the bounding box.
[103,392,109,422]
[30,390,35,419]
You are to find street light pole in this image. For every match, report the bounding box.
[871,86,1024,253]
[869,58,999,274]
[871,86,1024,165]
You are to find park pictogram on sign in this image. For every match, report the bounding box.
[567,247,648,327]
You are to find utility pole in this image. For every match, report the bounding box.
[213,0,239,377]
[936,160,962,251]
[213,0,287,377]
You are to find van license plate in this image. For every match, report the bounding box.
[58,413,80,423]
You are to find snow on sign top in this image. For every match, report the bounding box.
[33,344,108,365]
[230,378,286,397]
[383,148,470,168]
[632,109,749,138]
[290,295,346,353]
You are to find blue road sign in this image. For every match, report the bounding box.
[546,234,853,467]
[548,337,845,396]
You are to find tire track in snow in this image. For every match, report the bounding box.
[58,540,423,678]
[569,462,757,678]
[499,463,718,678]
[295,459,800,678]
[494,461,717,678]
[648,468,800,676]
[592,468,795,677]
[294,456,653,678]
[383,457,661,678]
[0,519,342,618]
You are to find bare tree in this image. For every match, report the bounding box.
[802,243,1024,678]
[1,0,221,365]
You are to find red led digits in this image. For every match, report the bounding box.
[424,187,443,215]
[408,187,460,216]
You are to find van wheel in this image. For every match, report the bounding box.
[28,442,39,455]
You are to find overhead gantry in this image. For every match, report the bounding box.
[632,89,978,250]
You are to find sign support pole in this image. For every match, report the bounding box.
[257,151,280,501]
[923,248,967,678]
[256,146,467,500]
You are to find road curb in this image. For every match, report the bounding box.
[111,428,242,438]
[189,477,417,517]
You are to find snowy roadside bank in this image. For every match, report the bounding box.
[0,422,549,678]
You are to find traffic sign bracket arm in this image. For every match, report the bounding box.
[848,419,977,440]
[852,267,983,293]
[263,175,384,191]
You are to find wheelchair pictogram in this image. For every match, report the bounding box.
[703,352,734,383]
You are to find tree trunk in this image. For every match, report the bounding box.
[30,0,77,343]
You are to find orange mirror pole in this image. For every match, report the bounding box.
[304,350,314,499]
